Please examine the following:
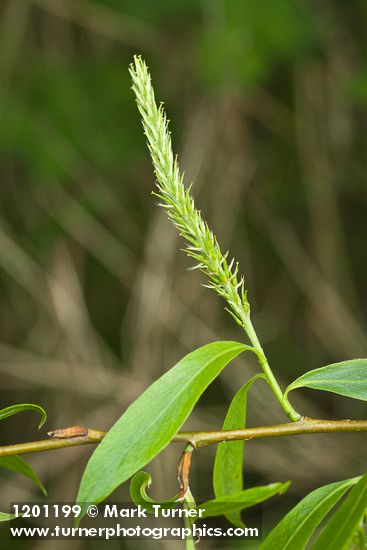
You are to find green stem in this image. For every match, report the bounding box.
[243,314,300,421]
[183,488,197,550]
[130,56,300,423]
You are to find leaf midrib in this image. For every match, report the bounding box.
[124,346,241,454]
[318,482,367,549]
[84,345,243,497]
[279,483,351,550]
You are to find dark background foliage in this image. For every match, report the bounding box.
[0,0,366,548]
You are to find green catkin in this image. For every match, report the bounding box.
[129,55,250,330]
[129,55,301,422]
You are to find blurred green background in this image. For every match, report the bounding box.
[0,0,366,548]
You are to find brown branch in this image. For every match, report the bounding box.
[0,418,366,457]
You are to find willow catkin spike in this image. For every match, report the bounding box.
[129,55,250,328]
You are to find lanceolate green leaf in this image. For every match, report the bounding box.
[213,373,265,527]
[0,456,47,496]
[129,471,179,514]
[312,474,367,550]
[260,477,359,550]
[77,341,250,520]
[0,403,47,429]
[285,359,367,401]
[0,513,15,522]
[198,482,290,519]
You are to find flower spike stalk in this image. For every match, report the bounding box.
[129,55,300,422]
